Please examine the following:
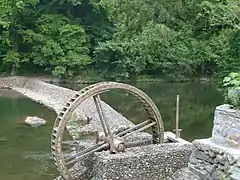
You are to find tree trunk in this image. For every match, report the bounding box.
[10,26,19,76]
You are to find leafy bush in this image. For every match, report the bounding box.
[223,72,240,108]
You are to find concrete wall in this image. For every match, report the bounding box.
[91,143,192,180]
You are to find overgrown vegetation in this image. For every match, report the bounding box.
[0,0,239,80]
[223,72,240,107]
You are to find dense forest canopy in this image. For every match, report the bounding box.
[0,0,239,80]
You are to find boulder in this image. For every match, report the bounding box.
[25,116,46,127]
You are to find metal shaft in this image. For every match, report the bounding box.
[65,143,108,166]
[93,95,108,136]
[124,122,156,137]
[175,95,180,138]
[117,120,151,137]
[93,95,115,152]
[64,141,106,162]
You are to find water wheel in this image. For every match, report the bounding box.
[51,82,164,180]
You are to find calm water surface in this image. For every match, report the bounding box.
[63,81,224,141]
[0,82,224,180]
[0,90,57,180]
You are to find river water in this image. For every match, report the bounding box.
[0,90,57,180]
[0,82,224,180]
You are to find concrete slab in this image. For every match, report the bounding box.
[90,142,192,180]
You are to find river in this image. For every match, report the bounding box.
[0,81,224,180]
[0,90,57,180]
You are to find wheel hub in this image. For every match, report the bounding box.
[96,131,126,153]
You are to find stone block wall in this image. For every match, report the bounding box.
[189,139,240,180]
[175,105,240,180]
[212,104,240,147]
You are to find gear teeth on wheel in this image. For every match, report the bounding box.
[66,103,71,107]
[51,82,164,180]
[52,133,57,139]
[62,107,68,111]
[53,128,58,133]
[69,98,76,102]
[59,111,65,116]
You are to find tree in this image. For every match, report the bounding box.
[94,0,240,79]
[22,13,92,77]
[0,0,39,74]
[0,0,239,80]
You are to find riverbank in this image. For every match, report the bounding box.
[45,75,212,84]
[0,74,212,85]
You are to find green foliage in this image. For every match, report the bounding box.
[95,0,240,79]
[0,0,39,73]
[222,72,240,107]
[223,72,240,87]
[220,174,231,180]
[3,51,21,67]
[227,88,240,107]
[0,0,239,80]
[23,14,92,77]
[73,69,103,83]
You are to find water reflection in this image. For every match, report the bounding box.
[62,82,224,141]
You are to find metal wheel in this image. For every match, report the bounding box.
[51,82,164,180]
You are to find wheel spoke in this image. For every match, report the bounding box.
[62,141,79,146]
[117,119,151,137]
[64,141,105,162]
[63,120,155,166]
[123,122,156,137]
[93,94,115,152]
[63,153,73,158]
[93,95,108,136]
[65,143,109,166]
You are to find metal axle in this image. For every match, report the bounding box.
[96,131,126,153]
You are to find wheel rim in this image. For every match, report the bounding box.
[51,82,164,180]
